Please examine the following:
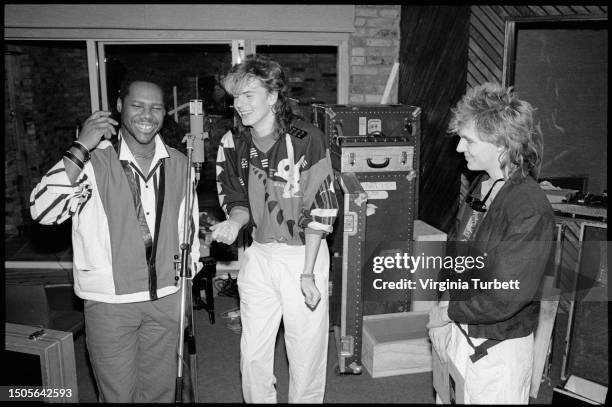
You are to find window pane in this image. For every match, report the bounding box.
[103,43,236,260]
[256,45,338,117]
[5,40,90,246]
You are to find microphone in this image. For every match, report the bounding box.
[189,99,207,182]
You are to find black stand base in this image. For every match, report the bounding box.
[192,256,217,324]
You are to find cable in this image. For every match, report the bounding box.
[213,274,239,298]
[211,274,241,334]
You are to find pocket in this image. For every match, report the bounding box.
[72,232,93,270]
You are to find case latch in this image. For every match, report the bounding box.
[340,335,355,357]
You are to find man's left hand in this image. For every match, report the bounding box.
[429,324,452,363]
[426,302,451,329]
[300,277,321,310]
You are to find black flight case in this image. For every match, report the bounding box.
[313,104,421,374]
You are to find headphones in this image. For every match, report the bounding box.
[465,177,505,212]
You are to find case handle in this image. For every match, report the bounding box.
[366,157,390,168]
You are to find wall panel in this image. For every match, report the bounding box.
[467,5,608,88]
[398,6,471,232]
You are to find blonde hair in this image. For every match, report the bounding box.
[449,82,543,179]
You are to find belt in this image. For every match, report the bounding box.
[455,322,502,363]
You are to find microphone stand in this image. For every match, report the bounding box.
[175,125,204,403]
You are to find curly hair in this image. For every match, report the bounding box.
[448,82,543,180]
[222,54,297,139]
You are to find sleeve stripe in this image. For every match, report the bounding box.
[46,167,66,176]
[298,172,338,234]
[31,184,50,203]
[55,198,73,223]
[311,208,338,217]
[307,221,334,233]
[33,193,70,223]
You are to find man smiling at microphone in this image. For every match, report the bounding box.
[30,76,200,402]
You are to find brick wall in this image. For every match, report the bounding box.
[17,43,91,176]
[258,47,338,106]
[350,5,401,104]
[5,70,22,235]
[5,42,91,235]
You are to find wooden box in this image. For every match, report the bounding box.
[432,345,465,404]
[361,311,431,378]
[552,375,607,405]
[411,220,447,312]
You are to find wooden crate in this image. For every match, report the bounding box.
[411,220,447,312]
[362,311,431,378]
[432,345,465,404]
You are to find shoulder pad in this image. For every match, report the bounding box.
[288,125,308,139]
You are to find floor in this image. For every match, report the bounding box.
[72,296,439,404]
[5,232,565,403]
[68,295,562,404]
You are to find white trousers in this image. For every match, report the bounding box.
[238,240,330,404]
[445,323,533,404]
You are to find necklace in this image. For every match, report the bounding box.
[133,150,155,160]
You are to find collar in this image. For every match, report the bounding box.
[117,130,170,165]
[474,171,531,214]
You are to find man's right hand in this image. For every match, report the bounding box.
[210,220,241,245]
[78,111,118,151]
[428,324,452,363]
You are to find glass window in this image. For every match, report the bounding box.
[255,45,338,118]
[103,43,237,260]
[5,40,90,255]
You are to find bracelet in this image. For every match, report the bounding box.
[63,149,84,170]
[300,273,315,280]
[66,145,87,164]
[71,140,91,162]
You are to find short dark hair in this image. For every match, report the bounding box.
[118,73,164,102]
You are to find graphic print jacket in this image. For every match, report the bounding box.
[215,118,338,245]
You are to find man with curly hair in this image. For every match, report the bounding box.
[212,54,338,403]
